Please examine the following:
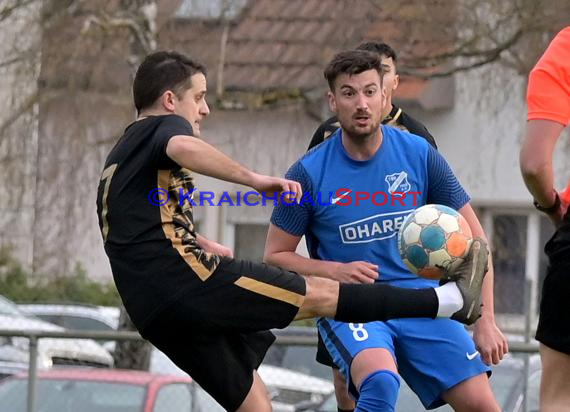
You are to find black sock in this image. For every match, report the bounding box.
[338,408,354,412]
[334,283,438,323]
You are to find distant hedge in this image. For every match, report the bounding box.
[0,246,121,306]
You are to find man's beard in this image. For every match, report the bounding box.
[342,121,381,141]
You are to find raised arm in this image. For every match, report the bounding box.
[166,135,302,201]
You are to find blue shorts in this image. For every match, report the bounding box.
[318,317,490,409]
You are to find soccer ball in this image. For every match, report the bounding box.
[398,204,473,280]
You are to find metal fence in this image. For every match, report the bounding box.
[0,327,541,412]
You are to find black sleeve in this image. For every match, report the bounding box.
[400,112,438,150]
[307,116,340,151]
[307,123,327,151]
[151,115,194,169]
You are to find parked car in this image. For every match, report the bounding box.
[295,353,541,412]
[0,361,27,381]
[0,295,113,369]
[18,303,120,332]
[267,326,331,380]
[151,345,332,412]
[19,303,334,411]
[18,303,120,349]
[0,367,223,412]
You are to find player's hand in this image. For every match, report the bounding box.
[332,261,379,284]
[473,317,508,365]
[250,173,302,204]
[197,235,234,258]
[207,242,234,258]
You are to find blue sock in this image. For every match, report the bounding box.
[355,370,400,412]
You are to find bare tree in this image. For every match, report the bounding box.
[368,0,569,77]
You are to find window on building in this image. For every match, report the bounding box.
[492,214,527,314]
[175,0,248,20]
[234,223,269,262]
[537,215,555,307]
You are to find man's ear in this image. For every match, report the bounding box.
[327,90,337,114]
[381,86,388,110]
[160,90,177,112]
[393,74,400,91]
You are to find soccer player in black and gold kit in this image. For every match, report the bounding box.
[97,51,487,412]
[307,42,437,151]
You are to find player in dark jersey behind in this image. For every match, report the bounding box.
[307,42,437,151]
[520,26,570,412]
[96,50,488,412]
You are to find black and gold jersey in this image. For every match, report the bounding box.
[307,105,438,151]
[96,114,220,329]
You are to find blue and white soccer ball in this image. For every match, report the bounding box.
[398,204,473,280]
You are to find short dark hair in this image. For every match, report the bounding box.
[324,50,384,91]
[133,51,207,113]
[356,41,398,65]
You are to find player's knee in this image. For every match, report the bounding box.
[299,277,338,318]
[356,370,400,412]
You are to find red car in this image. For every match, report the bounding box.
[0,368,223,412]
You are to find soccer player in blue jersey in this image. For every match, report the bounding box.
[265,50,507,411]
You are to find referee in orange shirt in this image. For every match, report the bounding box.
[520,26,570,412]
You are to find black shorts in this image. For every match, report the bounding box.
[536,218,570,355]
[316,329,339,368]
[141,258,306,411]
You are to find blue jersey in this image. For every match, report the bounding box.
[271,125,470,289]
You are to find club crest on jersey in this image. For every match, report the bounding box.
[385,171,411,193]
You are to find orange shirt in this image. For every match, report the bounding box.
[527,27,570,126]
[527,27,570,201]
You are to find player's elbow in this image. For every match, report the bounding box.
[263,249,278,265]
[519,154,547,184]
[263,240,288,266]
[264,224,301,266]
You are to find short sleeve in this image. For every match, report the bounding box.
[307,123,327,150]
[307,116,341,151]
[400,112,438,150]
[426,146,470,210]
[151,115,194,168]
[270,161,315,236]
[527,27,570,126]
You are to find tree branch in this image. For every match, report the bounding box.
[0,0,38,24]
[0,91,39,142]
